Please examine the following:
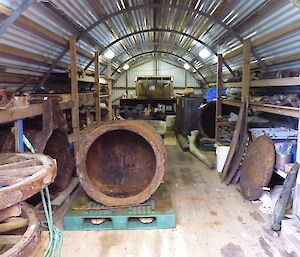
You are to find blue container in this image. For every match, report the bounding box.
[291,147,297,163]
[206,88,226,102]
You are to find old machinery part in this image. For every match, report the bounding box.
[0,98,74,193]
[0,152,57,210]
[240,135,275,200]
[188,130,214,169]
[0,203,41,257]
[76,120,166,206]
[220,101,247,182]
[198,101,239,139]
[0,89,14,110]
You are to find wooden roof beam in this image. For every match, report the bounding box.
[205,53,300,80]
[0,43,69,69]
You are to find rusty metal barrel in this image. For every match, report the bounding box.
[76,120,166,206]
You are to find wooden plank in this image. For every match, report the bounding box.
[0,44,68,69]
[250,103,300,117]
[223,77,300,88]
[69,36,80,152]
[0,165,43,176]
[0,235,22,245]
[0,159,37,170]
[253,20,300,47]
[0,205,21,222]
[216,54,223,143]
[221,101,246,182]
[250,77,300,87]
[135,75,173,81]
[293,110,300,219]
[2,67,44,77]
[125,70,128,94]
[107,59,113,120]
[51,177,79,206]
[0,101,72,123]
[94,51,100,122]
[242,40,251,101]
[222,100,300,117]
[0,217,28,233]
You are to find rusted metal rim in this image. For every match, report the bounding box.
[77,120,166,206]
[0,153,57,210]
[0,203,41,257]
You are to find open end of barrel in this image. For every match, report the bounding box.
[86,129,157,198]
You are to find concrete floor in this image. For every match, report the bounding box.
[60,146,297,257]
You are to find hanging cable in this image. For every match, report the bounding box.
[12,127,63,257]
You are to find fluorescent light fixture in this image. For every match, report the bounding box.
[199,48,211,59]
[184,63,190,70]
[123,63,129,70]
[104,49,115,59]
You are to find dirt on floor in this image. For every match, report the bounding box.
[58,145,297,257]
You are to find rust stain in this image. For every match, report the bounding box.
[250,212,265,223]
[259,237,274,257]
[221,242,246,257]
[203,220,223,227]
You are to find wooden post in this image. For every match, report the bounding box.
[14,119,24,152]
[155,58,158,75]
[293,110,300,219]
[125,70,128,96]
[216,54,223,143]
[184,70,187,88]
[107,59,113,120]
[242,39,251,101]
[69,35,79,152]
[94,51,100,122]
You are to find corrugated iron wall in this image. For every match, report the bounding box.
[113,59,200,100]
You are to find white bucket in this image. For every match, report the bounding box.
[216,145,230,173]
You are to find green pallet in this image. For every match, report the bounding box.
[63,188,176,230]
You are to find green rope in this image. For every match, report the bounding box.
[19,132,63,256]
[41,187,63,257]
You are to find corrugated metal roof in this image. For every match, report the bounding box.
[0,0,299,90]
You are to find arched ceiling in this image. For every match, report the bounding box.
[0,0,300,89]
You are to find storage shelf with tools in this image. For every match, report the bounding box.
[209,77,300,88]
[221,99,300,118]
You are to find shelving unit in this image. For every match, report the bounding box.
[216,39,300,186]
[216,39,300,140]
[0,36,106,152]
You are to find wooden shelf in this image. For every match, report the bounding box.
[222,77,300,88]
[222,99,299,118]
[0,101,73,123]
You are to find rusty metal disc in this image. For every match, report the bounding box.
[240,135,275,200]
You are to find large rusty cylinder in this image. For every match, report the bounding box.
[76,120,166,206]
